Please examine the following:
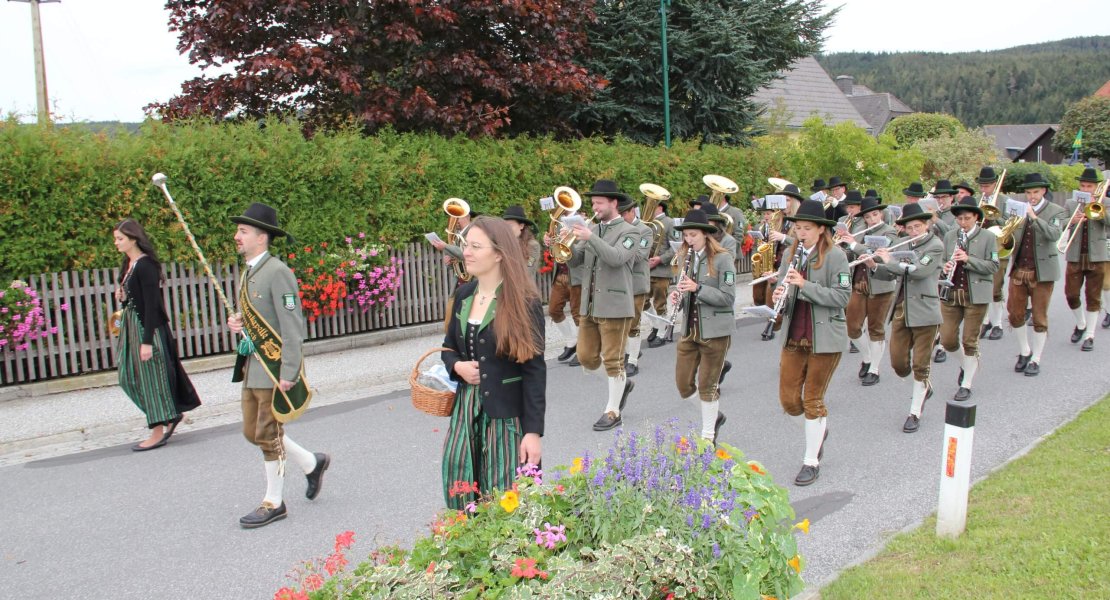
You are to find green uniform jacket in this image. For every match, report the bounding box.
[873,233,945,327]
[525,238,542,280]
[1007,201,1067,282]
[568,218,641,318]
[650,215,678,278]
[943,226,1000,304]
[847,223,901,295]
[630,219,653,295]
[775,244,852,354]
[1062,199,1108,263]
[677,251,736,339]
[837,214,870,261]
[937,208,956,228]
[715,232,738,259]
[237,253,307,388]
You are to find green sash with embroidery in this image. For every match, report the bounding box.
[235,273,312,423]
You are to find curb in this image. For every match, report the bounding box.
[0,322,445,404]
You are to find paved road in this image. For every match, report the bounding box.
[1,296,1107,599]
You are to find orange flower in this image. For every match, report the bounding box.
[747,460,766,475]
[499,490,519,513]
[788,555,801,573]
[715,447,732,460]
[794,518,810,534]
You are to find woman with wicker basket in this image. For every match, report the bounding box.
[439,216,546,509]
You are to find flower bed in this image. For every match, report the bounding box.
[278,421,807,599]
[287,234,403,322]
[0,280,63,352]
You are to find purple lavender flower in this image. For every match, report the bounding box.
[712,543,721,558]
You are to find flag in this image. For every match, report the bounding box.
[1072,127,1083,149]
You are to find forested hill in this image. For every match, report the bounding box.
[817,36,1110,127]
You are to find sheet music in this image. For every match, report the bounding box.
[834,222,849,235]
[672,217,684,227]
[919,197,939,212]
[749,230,765,241]
[539,196,556,211]
[742,305,778,319]
[890,250,917,261]
[864,235,891,249]
[1005,198,1029,217]
[424,232,445,244]
[810,190,827,202]
[1072,191,1093,205]
[560,214,588,229]
[765,194,788,210]
[643,311,673,328]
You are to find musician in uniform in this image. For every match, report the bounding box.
[670,209,735,444]
[938,198,999,401]
[759,184,804,341]
[931,180,957,237]
[717,193,748,263]
[502,205,542,281]
[954,181,975,201]
[618,196,655,376]
[1061,167,1107,351]
[824,176,849,222]
[646,201,677,348]
[566,180,641,430]
[226,203,329,529]
[835,191,864,353]
[428,208,473,286]
[751,197,776,310]
[976,167,1010,340]
[771,199,851,487]
[702,203,738,259]
[838,195,899,386]
[866,203,945,434]
[1005,173,1066,376]
[543,220,585,366]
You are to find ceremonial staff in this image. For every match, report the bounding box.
[151,172,300,415]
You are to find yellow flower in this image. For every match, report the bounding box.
[499,490,520,513]
[788,555,801,573]
[569,457,583,475]
[794,518,810,534]
[715,447,732,460]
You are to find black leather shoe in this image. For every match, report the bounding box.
[647,328,658,343]
[557,345,576,362]
[1103,313,1110,329]
[1014,353,1031,372]
[131,434,168,452]
[625,362,639,377]
[567,354,580,367]
[817,427,829,461]
[619,379,634,412]
[902,415,920,433]
[1024,361,1040,376]
[861,372,880,386]
[953,387,972,401]
[648,337,667,348]
[1082,338,1094,352]
[957,368,964,386]
[1070,327,1086,343]
[933,348,947,363]
[794,464,820,486]
[163,415,183,442]
[305,452,330,500]
[979,323,991,339]
[239,502,287,529]
[592,411,622,431]
[849,341,859,354]
[712,412,727,444]
[857,362,870,378]
[718,361,732,385]
[988,326,1003,340]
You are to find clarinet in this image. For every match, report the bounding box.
[667,248,696,329]
[938,229,968,302]
[769,246,807,321]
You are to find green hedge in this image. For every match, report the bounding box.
[0,116,1088,278]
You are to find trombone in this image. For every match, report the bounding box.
[979,169,1007,222]
[1057,179,1108,254]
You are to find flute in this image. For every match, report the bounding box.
[840,221,885,243]
[846,233,929,268]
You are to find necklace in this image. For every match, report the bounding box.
[476,281,502,305]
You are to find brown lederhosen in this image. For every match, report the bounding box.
[846,290,895,341]
[1064,259,1105,312]
[675,332,731,401]
[1007,269,1053,332]
[578,315,632,376]
[779,342,840,419]
[650,276,671,318]
[629,293,648,338]
[241,387,284,460]
[889,301,939,382]
[548,272,582,327]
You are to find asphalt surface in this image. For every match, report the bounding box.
[1,294,1107,599]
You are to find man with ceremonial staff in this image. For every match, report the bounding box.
[938,198,999,401]
[227,202,330,529]
[1005,173,1066,376]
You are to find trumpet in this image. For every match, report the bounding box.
[847,233,930,268]
[443,198,472,281]
[640,183,671,258]
[979,169,1006,222]
[1057,180,1108,254]
[552,213,598,263]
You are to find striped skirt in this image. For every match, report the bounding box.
[441,384,522,509]
[116,308,181,428]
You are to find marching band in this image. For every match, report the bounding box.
[426,164,1107,488]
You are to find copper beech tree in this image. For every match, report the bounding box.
[149,0,605,136]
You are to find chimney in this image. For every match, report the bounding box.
[836,75,854,96]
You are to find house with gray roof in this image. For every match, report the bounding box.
[835,76,914,134]
[751,56,874,134]
[981,124,1062,163]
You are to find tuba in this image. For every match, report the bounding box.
[639,183,671,258]
[989,214,1023,260]
[704,174,739,236]
[978,169,1006,222]
[442,198,472,281]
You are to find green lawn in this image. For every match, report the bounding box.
[822,395,1110,599]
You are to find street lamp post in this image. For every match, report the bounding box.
[659,0,672,148]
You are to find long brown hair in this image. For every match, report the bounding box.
[787,224,834,270]
[470,216,542,363]
[676,231,727,276]
[114,219,164,283]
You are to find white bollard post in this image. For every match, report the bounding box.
[936,400,976,538]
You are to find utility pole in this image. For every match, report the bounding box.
[10,0,61,125]
[659,0,672,148]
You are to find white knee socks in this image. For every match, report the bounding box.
[626,335,643,367]
[1084,311,1099,340]
[263,460,284,506]
[960,354,979,388]
[605,375,626,415]
[803,417,827,467]
[701,400,719,440]
[554,319,578,347]
[868,340,885,374]
[851,334,871,363]
[909,379,928,417]
[1073,308,1087,330]
[283,435,317,475]
[1030,330,1048,363]
[989,302,1004,326]
[1013,324,1031,355]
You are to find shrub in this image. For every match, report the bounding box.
[913,128,1002,184]
[885,113,965,148]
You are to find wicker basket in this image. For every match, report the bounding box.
[410,347,457,417]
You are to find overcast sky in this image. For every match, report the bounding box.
[2,0,1108,123]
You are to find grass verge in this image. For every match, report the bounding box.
[821,395,1109,599]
